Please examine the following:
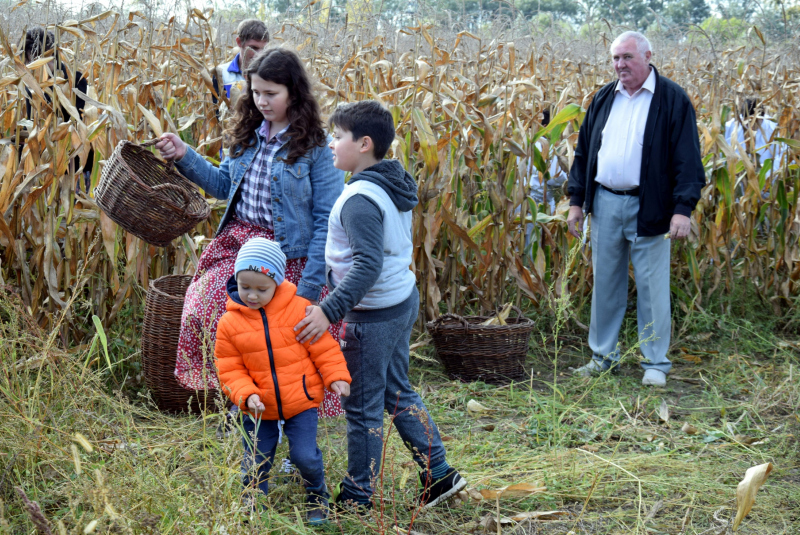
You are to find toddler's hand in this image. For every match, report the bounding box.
[155,133,187,162]
[246,394,265,415]
[330,380,350,397]
[294,305,331,344]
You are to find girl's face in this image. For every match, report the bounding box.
[250,74,290,128]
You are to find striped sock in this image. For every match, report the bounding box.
[429,460,451,481]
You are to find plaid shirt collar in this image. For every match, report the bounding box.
[257,121,290,146]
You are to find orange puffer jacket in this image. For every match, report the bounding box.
[215,277,351,421]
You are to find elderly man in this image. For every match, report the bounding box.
[213,19,269,104]
[566,31,705,387]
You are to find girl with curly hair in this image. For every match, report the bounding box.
[156,47,345,419]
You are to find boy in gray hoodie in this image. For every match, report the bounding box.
[295,100,466,509]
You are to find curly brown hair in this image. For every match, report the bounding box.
[224,48,326,164]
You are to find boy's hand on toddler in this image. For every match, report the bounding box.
[155,133,187,162]
[330,380,350,397]
[294,305,331,344]
[246,394,265,415]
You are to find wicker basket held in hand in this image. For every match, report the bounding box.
[427,307,535,385]
[94,139,210,246]
[141,275,215,413]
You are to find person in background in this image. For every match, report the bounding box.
[23,26,93,190]
[566,31,705,388]
[213,19,269,107]
[724,98,785,171]
[525,109,569,214]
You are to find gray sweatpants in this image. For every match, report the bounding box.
[339,290,447,505]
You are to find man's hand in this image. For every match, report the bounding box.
[246,394,265,415]
[330,381,350,397]
[155,133,187,162]
[669,214,691,240]
[567,205,584,238]
[294,305,331,344]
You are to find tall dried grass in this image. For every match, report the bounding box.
[0,7,798,343]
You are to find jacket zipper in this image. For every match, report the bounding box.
[302,375,314,401]
[259,309,285,421]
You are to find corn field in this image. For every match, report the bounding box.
[0,7,798,343]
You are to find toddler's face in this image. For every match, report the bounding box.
[237,270,277,310]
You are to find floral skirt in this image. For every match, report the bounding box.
[175,216,344,418]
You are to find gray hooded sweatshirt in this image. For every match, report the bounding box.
[321,159,418,323]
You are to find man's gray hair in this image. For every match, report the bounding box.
[610,31,652,58]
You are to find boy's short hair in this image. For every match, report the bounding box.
[330,101,395,160]
[237,19,269,43]
[740,98,761,119]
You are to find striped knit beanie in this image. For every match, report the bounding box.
[234,238,286,285]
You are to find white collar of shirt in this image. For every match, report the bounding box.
[615,67,656,98]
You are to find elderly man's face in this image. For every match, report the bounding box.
[612,38,652,92]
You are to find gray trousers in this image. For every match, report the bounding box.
[588,186,672,373]
[339,290,446,505]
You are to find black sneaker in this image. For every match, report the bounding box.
[418,468,467,508]
[331,482,372,514]
[306,492,329,526]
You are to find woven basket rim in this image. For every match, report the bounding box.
[427,313,534,334]
[148,275,193,301]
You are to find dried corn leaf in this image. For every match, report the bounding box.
[479,483,547,500]
[466,399,489,415]
[733,462,773,530]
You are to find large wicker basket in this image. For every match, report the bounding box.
[427,308,535,385]
[141,275,215,413]
[94,140,210,247]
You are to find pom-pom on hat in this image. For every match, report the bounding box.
[234,238,286,285]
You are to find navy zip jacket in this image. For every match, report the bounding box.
[567,65,706,237]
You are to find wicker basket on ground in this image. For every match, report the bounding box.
[427,308,535,385]
[142,275,216,413]
[94,140,210,247]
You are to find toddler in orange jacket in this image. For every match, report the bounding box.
[215,237,350,525]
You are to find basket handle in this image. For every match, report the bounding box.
[132,139,208,218]
[139,138,175,173]
[150,183,191,212]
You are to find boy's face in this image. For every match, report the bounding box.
[236,37,268,70]
[329,126,367,173]
[237,270,278,310]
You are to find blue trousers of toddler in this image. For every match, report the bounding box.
[240,408,327,498]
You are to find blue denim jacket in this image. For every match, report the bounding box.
[175,136,344,302]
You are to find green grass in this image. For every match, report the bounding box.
[0,283,798,535]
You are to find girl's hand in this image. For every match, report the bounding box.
[330,381,350,397]
[246,394,265,415]
[155,133,187,162]
[294,305,331,344]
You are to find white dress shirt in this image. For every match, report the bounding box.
[595,68,656,190]
[724,117,784,167]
